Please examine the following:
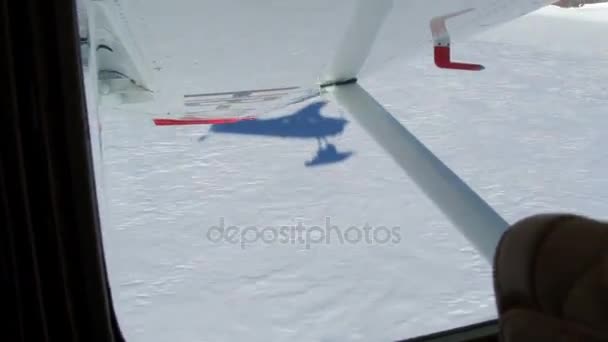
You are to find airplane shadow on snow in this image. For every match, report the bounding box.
[203,101,353,167]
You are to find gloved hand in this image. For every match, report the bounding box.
[494,214,608,341]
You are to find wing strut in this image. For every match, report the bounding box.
[325,82,507,261]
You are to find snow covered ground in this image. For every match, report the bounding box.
[93,5,608,342]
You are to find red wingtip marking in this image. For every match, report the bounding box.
[153,116,255,126]
[434,46,484,71]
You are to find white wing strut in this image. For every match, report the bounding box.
[325,82,508,261]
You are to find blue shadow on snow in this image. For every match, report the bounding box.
[208,101,353,167]
[305,143,353,167]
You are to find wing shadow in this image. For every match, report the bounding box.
[209,101,347,139]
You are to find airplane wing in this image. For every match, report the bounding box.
[84,0,555,124]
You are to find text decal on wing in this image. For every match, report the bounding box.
[152,86,320,126]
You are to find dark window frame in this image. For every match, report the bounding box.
[1,0,123,341]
